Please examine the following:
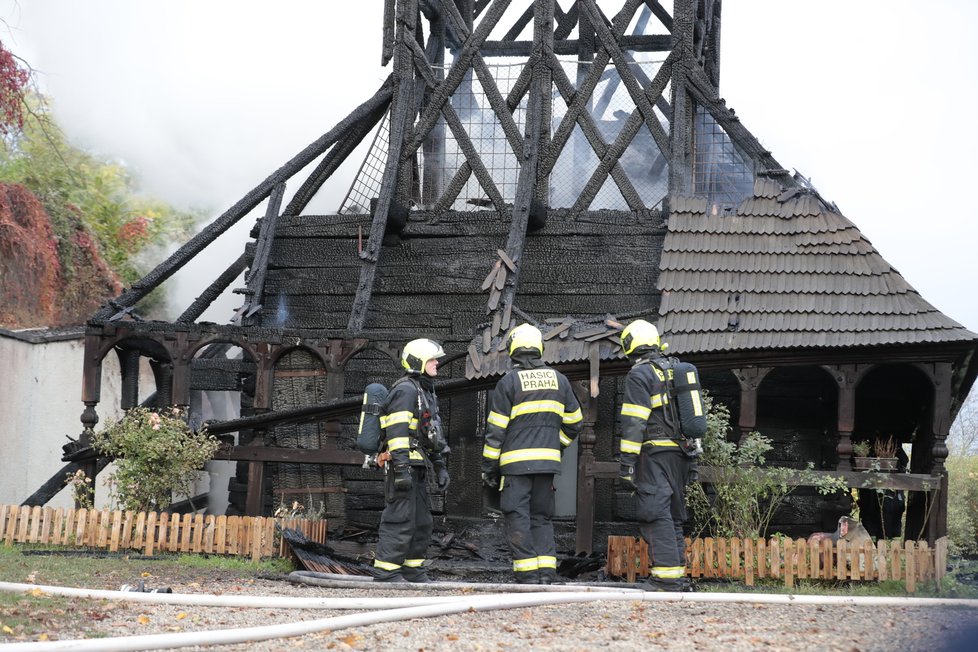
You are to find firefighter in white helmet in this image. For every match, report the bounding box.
[373,338,449,582]
[482,323,583,584]
[618,319,694,591]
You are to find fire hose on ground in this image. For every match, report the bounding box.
[0,576,976,651]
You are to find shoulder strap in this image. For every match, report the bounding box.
[646,357,684,439]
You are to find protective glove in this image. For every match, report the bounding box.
[392,463,413,491]
[619,462,636,493]
[435,462,450,490]
[481,467,500,489]
[687,459,700,485]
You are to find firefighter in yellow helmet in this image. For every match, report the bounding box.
[482,323,584,584]
[618,319,694,591]
[373,338,449,582]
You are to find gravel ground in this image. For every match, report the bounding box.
[5,573,978,651]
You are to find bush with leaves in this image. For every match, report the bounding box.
[92,407,219,512]
[946,456,978,556]
[686,397,848,539]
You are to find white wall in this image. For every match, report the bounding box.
[0,330,129,509]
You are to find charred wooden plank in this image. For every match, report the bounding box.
[478,34,671,57]
[240,182,285,318]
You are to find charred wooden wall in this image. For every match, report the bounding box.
[255,207,665,532]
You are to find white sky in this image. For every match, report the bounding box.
[1,0,976,337]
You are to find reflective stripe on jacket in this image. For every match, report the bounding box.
[382,375,441,467]
[483,365,583,475]
[618,355,678,468]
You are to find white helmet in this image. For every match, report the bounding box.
[506,323,544,357]
[620,319,661,356]
[401,338,445,373]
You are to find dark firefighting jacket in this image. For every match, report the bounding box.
[482,363,584,475]
[619,353,681,468]
[380,375,444,468]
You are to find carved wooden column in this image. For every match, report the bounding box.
[823,364,865,472]
[245,342,275,516]
[732,367,771,443]
[78,332,104,445]
[929,362,953,540]
[169,331,192,409]
[574,381,598,554]
[116,348,141,409]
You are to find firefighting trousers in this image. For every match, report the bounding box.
[635,449,690,578]
[500,473,557,581]
[374,466,432,577]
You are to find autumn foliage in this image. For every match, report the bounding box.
[0,182,121,327]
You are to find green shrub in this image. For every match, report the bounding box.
[92,407,219,512]
[946,456,978,556]
[686,397,847,539]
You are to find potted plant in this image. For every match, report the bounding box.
[871,435,900,472]
[852,441,873,470]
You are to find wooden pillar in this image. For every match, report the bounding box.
[421,6,446,205]
[79,333,104,445]
[732,367,771,443]
[574,382,598,554]
[149,360,173,408]
[929,362,953,541]
[117,348,141,409]
[823,364,865,472]
[667,0,696,196]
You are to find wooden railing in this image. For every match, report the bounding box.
[607,535,948,593]
[0,504,327,561]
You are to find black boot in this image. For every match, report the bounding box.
[402,568,433,583]
[373,570,407,583]
[642,577,685,592]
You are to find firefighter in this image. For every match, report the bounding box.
[373,338,450,582]
[617,319,694,592]
[482,323,584,584]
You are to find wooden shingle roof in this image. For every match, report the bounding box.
[659,180,978,355]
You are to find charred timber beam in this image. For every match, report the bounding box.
[216,445,364,466]
[421,7,447,204]
[348,1,419,332]
[666,0,694,195]
[93,76,394,322]
[643,0,673,32]
[478,34,671,57]
[581,0,671,160]
[491,0,553,322]
[383,0,396,65]
[586,461,943,493]
[553,1,580,41]
[177,253,250,324]
[239,182,285,320]
[21,459,111,507]
[501,2,533,41]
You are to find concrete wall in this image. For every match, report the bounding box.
[0,329,130,509]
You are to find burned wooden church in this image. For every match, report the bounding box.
[47,0,978,552]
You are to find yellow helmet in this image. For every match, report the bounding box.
[506,323,544,357]
[401,338,445,373]
[620,319,660,356]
